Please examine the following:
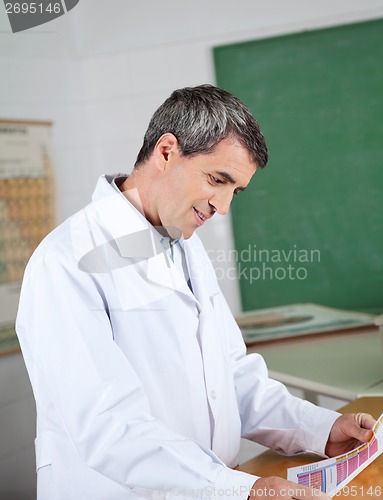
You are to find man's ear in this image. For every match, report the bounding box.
[153,133,179,171]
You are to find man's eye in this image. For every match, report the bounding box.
[210,175,223,184]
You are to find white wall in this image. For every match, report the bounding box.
[1,1,383,497]
[71,0,383,56]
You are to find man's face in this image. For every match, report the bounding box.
[155,137,257,239]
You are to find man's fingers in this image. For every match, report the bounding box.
[360,428,374,442]
[355,412,376,430]
[353,413,376,442]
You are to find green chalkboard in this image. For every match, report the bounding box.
[214,19,383,313]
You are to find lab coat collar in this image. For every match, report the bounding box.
[91,175,220,305]
[89,175,195,299]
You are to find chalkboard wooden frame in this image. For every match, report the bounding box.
[214,19,383,313]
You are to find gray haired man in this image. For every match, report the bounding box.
[17,85,375,500]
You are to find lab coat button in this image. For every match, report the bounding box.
[210,390,217,400]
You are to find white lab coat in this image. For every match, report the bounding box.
[16,174,338,500]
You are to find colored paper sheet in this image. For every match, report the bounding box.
[287,412,383,497]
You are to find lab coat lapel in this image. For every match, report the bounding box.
[146,251,193,298]
[89,176,195,300]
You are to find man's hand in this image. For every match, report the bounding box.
[249,477,330,499]
[246,413,376,499]
[325,412,376,457]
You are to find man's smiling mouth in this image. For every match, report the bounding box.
[193,207,210,226]
[193,208,207,221]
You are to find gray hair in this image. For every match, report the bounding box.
[134,84,268,168]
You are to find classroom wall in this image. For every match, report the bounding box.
[0,8,93,222]
[1,1,383,497]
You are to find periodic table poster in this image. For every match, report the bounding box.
[0,119,55,355]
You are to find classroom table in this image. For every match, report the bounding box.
[246,329,383,403]
[237,397,383,499]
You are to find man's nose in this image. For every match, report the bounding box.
[209,191,233,216]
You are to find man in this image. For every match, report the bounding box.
[17,85,375,500]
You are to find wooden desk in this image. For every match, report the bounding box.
[238,397,383,498]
